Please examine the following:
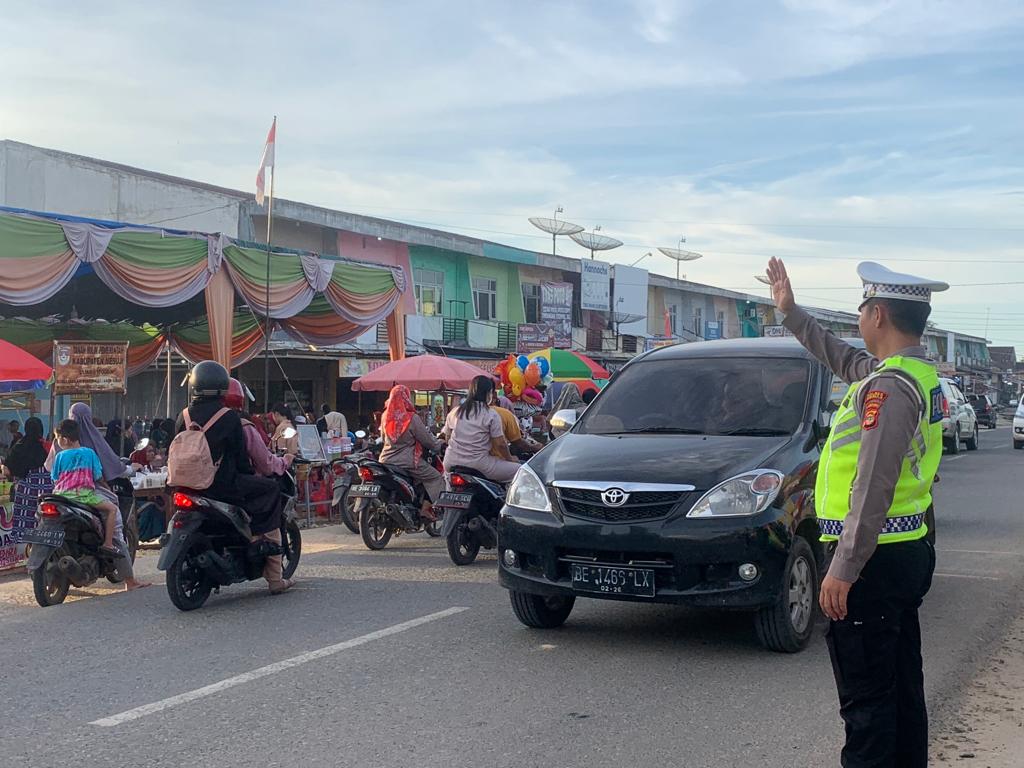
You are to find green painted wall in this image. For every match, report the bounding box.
[467,255,526,324]
[408,245,472,317]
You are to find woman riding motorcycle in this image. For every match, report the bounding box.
[443,375,520,483]
[173,362,292,594]
[377,384,444,521]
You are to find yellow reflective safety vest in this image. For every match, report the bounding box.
[816,356,942,543]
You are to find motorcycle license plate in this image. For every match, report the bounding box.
[349,484,381,498]
[437,492,473,509]
[19,527,65,548]
[570,564,656,598]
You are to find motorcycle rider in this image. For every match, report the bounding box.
[173,362,293,594]
[225,378,294,479]
[377,384,444,521]
[443,375,520,483]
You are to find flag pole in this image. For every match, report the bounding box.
[263,117,276,414]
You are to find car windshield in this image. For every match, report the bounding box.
[576,356,811,436]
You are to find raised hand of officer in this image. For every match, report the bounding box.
[820,573,852,621]
[766,257,796,314]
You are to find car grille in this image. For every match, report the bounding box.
[556,487,691,522]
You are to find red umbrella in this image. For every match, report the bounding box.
[352,354,490,392]
[0,339,52,383]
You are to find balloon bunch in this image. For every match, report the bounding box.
[495,353,554,401]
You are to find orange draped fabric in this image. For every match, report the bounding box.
[203,268,235,369]
[386,306,406,361]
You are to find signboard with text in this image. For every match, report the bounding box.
[52,341,129,394]
[580,259,610,312]
[704,321,722,340]
[541,281,573,347]
[517,324,557,354]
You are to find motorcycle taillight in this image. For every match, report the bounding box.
[450,473,468,488]
[173,492,196,509]
[359,467,374,482]
[39,502,60,517]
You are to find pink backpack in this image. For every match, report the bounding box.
[167,407,229,490]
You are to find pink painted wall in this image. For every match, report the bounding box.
[337,230,417,314]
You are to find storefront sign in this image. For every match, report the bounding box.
[339,356,500,379]
[580,260,611,312]
[541,281,573,347]
[52,341,129,394]
[704,321,722,340]
[645,337,678,351]
[517,324,558,354]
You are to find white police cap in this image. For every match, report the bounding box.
[858,262,949,307]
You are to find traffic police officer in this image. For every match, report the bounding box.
[767,257,947,767]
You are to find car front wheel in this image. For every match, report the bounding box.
[509,591,575,629]
[755,537,818,653]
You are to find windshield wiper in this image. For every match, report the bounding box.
[607,427,706,435]
[717,427,791,436]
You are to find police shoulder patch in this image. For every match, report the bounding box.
[862,390,888,430]
[929,386,944,424]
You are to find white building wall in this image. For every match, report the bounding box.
[0,141,242,236]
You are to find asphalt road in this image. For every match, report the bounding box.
[1,426,1021,768]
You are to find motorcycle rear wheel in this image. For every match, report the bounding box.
[167,539,213,612]
[359,500,393,550]
[282,519,302,580]
[32,549,70,607]
[338,493,359,534]
[446,525,480,566]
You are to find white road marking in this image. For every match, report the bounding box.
[90,606,468,727]
[933,572,1002,581]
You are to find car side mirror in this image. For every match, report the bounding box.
[550,408,578,438]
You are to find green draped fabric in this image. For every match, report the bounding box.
[223,245,305,284]
[105,232,208,269]
[330,261,401,295]
[0,214,69,258]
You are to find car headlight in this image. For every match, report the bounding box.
[505,464,552,513]
[686,470,784,519]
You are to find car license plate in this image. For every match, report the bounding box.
[349,484,381,498]
[437,492,473,509]
[19,527,65,548]
[570,564,656,598]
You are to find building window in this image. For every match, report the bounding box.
[414,268,444,316]
[694,307,703,338]
[523,283,541,323]
[668,305,678,335]
[473,277,497,321]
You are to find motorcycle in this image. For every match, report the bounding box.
[157,469,302,611]
[437,467,507,565]
[329,431,370,534]
[350,452,444,550]
[25,477,140,607]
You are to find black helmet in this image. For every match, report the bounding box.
[188,361,230,398]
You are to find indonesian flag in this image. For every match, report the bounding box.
[255,117,276,207]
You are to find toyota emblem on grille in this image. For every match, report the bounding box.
[601,488,630,507]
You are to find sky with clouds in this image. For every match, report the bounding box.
[3,0,1023,347]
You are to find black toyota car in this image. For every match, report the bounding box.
[498,338,834,653]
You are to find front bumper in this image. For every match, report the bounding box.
[497,505,796,610]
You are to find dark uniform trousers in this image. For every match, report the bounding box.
[825,538,936,768]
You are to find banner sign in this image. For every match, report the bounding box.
[580,260,610,312]
[704,321,722,340]
[52,341,129,394]
[517,324,557,354]
[541,281,573,347]
[339,357,500,379]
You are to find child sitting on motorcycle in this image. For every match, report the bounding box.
[51,419,121,558]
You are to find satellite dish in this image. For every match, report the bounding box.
[529,207,585,256]
[657,247,703,280]
[607,311,646,342]
[570,231,623,259]
[528,217,585,236]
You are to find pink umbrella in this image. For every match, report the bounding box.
[352,355,491,392]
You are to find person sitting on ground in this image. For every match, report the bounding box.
[174,362,292,594]
[51,419,122,558]
[443,375,520,484]
[269,403,300,456]
[378,385,444,521]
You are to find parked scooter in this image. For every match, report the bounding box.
[350,452,444,550]
[157,469,301,611]
[25,478,139,607]
[437,467,507,565]
[330,431,371,534]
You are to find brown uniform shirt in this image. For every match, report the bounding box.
[783,306,932,583]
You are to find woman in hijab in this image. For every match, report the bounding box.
[377,385,444,520]
[5,417,53,545]
[105,419,126,458]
